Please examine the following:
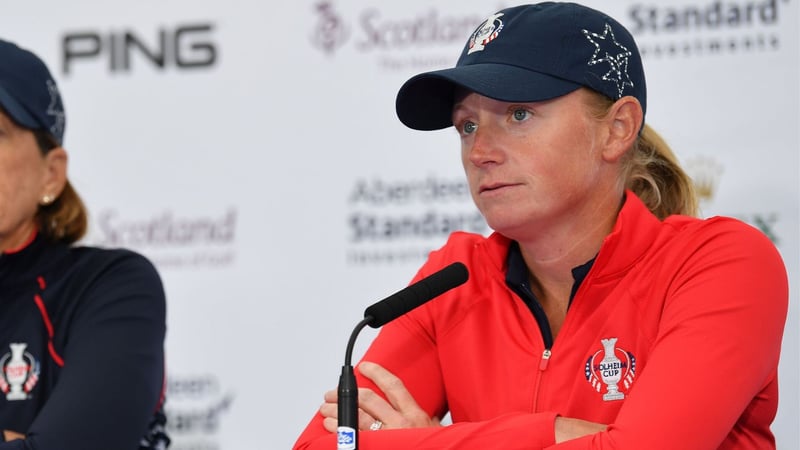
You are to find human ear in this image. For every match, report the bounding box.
[601,96,643,163]
[41,147,68,202]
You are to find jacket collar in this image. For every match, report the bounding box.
[0,230,67,286]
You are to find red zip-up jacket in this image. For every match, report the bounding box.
[294,193,788,449]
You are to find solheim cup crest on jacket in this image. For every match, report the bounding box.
[585,338,636,401]
[0,343,40,401]
[468,13,504,54]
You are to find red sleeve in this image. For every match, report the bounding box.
[548,221,788,449]
[294,263,559,449]
[294,411,558,450]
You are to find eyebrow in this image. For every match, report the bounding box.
[451,102,471,123]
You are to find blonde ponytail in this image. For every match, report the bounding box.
[626,124,699,219]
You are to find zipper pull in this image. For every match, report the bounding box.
[539,349,551,371]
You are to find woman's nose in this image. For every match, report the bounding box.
[466,125,504,167]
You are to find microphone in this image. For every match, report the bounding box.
[364,262,469,327]
[337,262,469,450]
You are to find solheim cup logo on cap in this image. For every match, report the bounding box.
[585,338,636,401]
[467,13,504,54]
[0,343,40,401]
[583,24,634,98]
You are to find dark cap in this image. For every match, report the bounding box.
[395,2,646,131]
[0,39,66,145]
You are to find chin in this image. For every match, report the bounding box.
[484,217,526,237]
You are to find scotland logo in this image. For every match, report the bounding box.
[0,343,41,401]
[585,337,636,401]
[468,13,504,54]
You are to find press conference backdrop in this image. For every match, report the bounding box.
[2,0,797,448]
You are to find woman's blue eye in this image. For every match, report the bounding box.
[513,109,529,121]
[463,121,477,134]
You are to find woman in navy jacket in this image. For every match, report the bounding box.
[0,38,169,450]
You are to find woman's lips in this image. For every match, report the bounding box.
[480,182,518,194]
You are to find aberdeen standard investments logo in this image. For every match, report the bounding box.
[165,374,234,450]
[627,0,791,58]
[346,176,488,266]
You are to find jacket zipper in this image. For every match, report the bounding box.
[532,348,551,411]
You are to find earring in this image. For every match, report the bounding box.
[41,194,54,205]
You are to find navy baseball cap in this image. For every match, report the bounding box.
[396,2,646,131]
[0,39,66,145]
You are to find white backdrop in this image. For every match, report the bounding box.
[2,1,797,449]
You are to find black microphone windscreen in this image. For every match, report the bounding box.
[364,262,468,328]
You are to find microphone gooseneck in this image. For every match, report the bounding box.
[336,318,370,450]
[336,262,469,450]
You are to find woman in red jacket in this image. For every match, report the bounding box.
[295,3,788,449]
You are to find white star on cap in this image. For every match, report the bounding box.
[582,23,634,98]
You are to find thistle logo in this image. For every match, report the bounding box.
[311,2,349,55]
